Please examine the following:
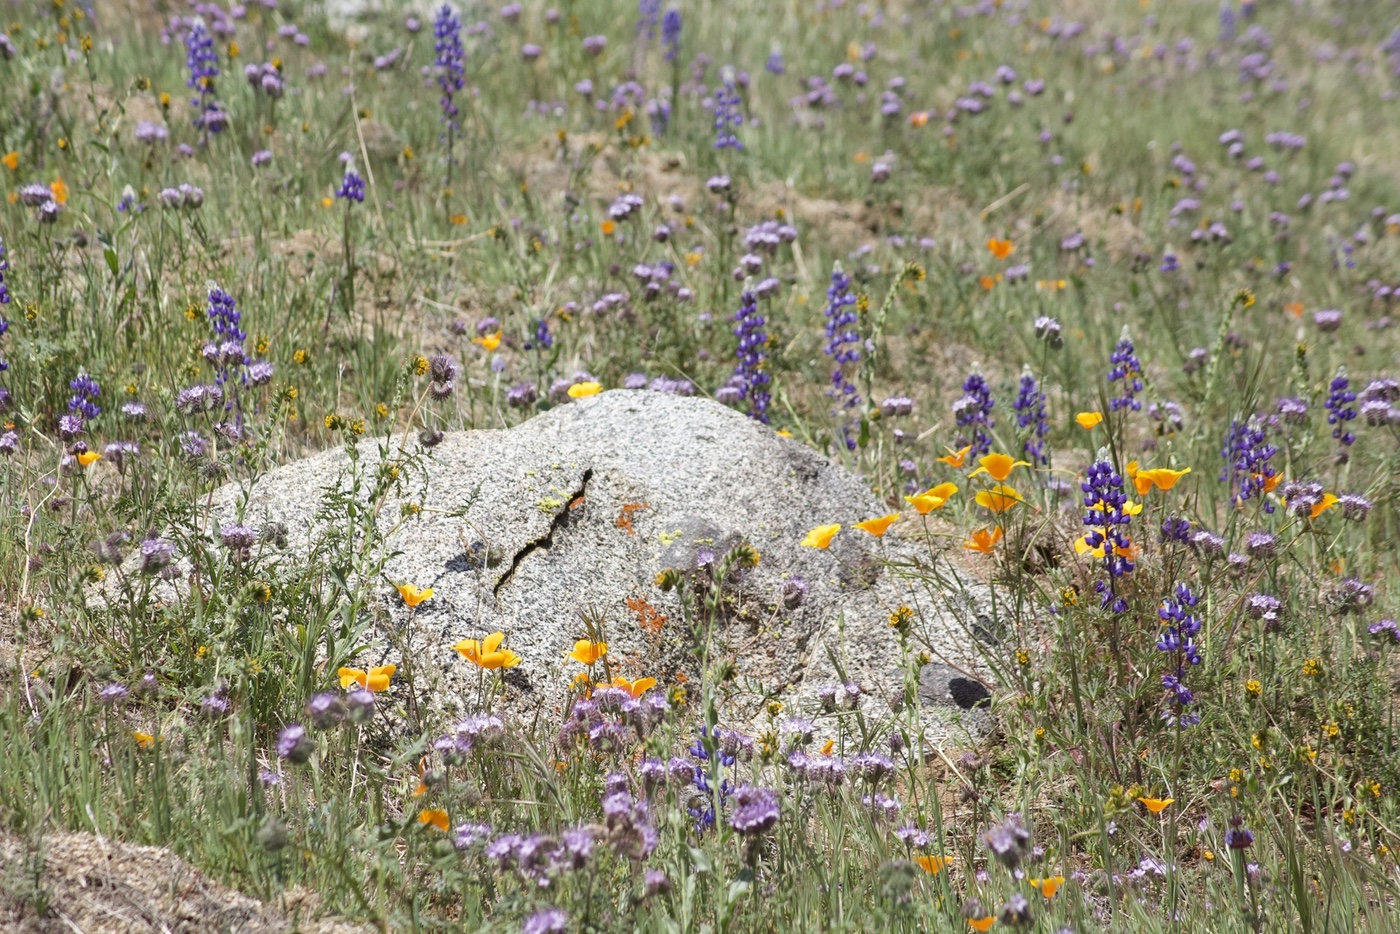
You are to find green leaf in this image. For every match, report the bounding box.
[687,845,711,874]
[104,247,119,276]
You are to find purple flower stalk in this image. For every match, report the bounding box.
[184,22,223,135]
[1324,368,1357,447]
[337,169,365,203]
[731,289,770,423]
[1107,329,1143,412]
[953,371,995,457]
[713,70,744,151]
[662,8,682,62]
[1013,369,1049,466]
[822,266,861,449]
[1156,584,1202,726]
[1221,418,1277,511]
[1082,459,1133,612]
[433,4,466,129]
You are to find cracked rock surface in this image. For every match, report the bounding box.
[215,391,991,738]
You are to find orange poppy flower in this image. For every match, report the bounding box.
[937,445,972,468]
[1,151,17,170]
[1285,302,1303,319]
[133,731,157,749]
[986,238,1015,260]
[906,482,958,515]
[456,632,522,669]
[472,331,502,352]
[1138,796,1174,813]
[1305,493,1339,519]
[968,917,996,932]
[969,453,1030,483]
[568,639,608,666]
[854,513,899,537]
[50,178,69,205]
[801,524,841,548]
[418,808,449,832]
[76,451,102,467]
[915,854,953,875]
[978,275,997,291]
[1030,875,1065,898]
[975,484,1023,513]
[600,219,617,236]
[568,381,602,398]
[1075,411,1103,429]
[604,676,657,698]
[338,664,397,692]
[1132,467,1191,496]
[964,527,1003,554]
[396,583,434,607]
[908,110,931,128]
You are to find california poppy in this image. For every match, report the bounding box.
[1075,411,1103,429]
[986,238,1014,260]
[964,527,1003,554]
[338,664,397,692]
[915,854,953,875]
[1138,796,1174,813]
[906,482,958,515]
[1030,875,1065,898]
[568,381,603,398]
[568,639,608,666]
[456,632,522,669]
[133,731,156,749]
[968,917,996,932]
[1132,467,1191,496]
[1,151,17,170]
[472,331,502,352]
[854,514,899,537]
[604,675,657,698]
[975,484,1023,513]
[937,445,972,468]
[76,451,102,467]
[418,808,450,832]
[969,453,1030,483]
[396,583,434,607]
[1307,493,1339,519]
[801,524,841,548]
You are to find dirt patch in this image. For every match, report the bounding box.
[0,830,371,934]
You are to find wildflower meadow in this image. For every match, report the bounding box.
[2,0,1400,930]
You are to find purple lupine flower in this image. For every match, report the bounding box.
[1108,329,1143,412]
[184,23,224,135]
[712,70,744,151]
[1013,369,1049,466]
[0,236,10,309]
[637,0,661,37]
[822,266,861,449]
[731,289,770,423]
[1082,459,1133,612]
[953,370,995,457]
[1324,369,1357,447]
[433,4,466,129]
[1156,584,1202,726]
[336,168,365,203]
[661,8,682,62]
[68,373,101,422]
[1221,418,1277,511]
